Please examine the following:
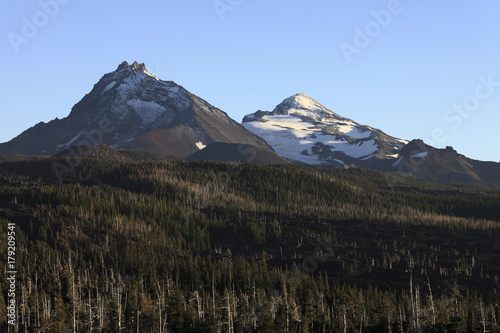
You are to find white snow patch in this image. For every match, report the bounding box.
[336,124,354,134]
[102,81,117,95]
[278,94,337,121]
[322,139,378,158]
[293,94,325,111]
[196,142,206,150]
[242,107,418,165]
[344,127,372,139]
[127,99,167,124]
[116,74,143,94]
[396,138,410,145]
[266,115,310,131]
[411,151,428,158]
[239,89,422,168]
[242,114,382,164]
[143,70,160,80]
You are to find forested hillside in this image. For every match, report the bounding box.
[0,157,499,332]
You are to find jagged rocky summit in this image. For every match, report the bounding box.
[0,61,273,159]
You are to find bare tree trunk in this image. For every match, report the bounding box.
[137,306,140,333]
[343,305,347,333]
[479,297,486,333]
[34,273,40,330]
[116,286,123,332]
[426,276,436,328]
[491,304,497,331]
[222,291,234,333]
[398,307,404,333]
[194,291,204,320]
[21,284,27,333]
[67,255,78,333]
[359,308,364,333]
[409,274,416,331]
[157,281,165,333]
[96,286,104,332]
[87,289,93,333]
[415,284,420,331]
[72,274,77,333]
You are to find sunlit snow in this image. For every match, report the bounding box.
[102,81,117,95]
[242,115,379,164]
[196,142,206,150]
[242,93,409,165]
[127,99,167,124]
[411,151,428,158]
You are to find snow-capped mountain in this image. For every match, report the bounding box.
[242,93,408,169]
[0,61,273,158]
[1,65,498,184]
[242,93,500,184]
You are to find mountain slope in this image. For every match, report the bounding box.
[242,93,408,169]
[0,157,499,331]
[186,142,288,164]
[393,139,500,184]
[243,93,500,184]
[0,61,271,158]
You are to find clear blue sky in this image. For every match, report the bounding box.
[1,0,499,161]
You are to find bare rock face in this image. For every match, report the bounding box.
[0,62,272,158]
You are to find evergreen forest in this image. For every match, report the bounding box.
[0,156,499,332]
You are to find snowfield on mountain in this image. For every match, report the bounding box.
[242,93,408,167]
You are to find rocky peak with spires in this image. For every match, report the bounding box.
[0,62,273,159]
[113,60,159,80]
[117,61,147,72]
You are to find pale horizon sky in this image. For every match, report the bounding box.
[1,0,499,161]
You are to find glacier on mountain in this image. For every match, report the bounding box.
[243,93,408,167]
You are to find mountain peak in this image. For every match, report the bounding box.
[281,93,320,108]
[116,61,130,71]
[291,92,313,99]
[116,61,158,80]
[0,61,273,159]
[242,93,409,168]
[273,93,338,120]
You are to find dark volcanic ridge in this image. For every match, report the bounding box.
[1,62,499,184]
[0,61,273,160]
